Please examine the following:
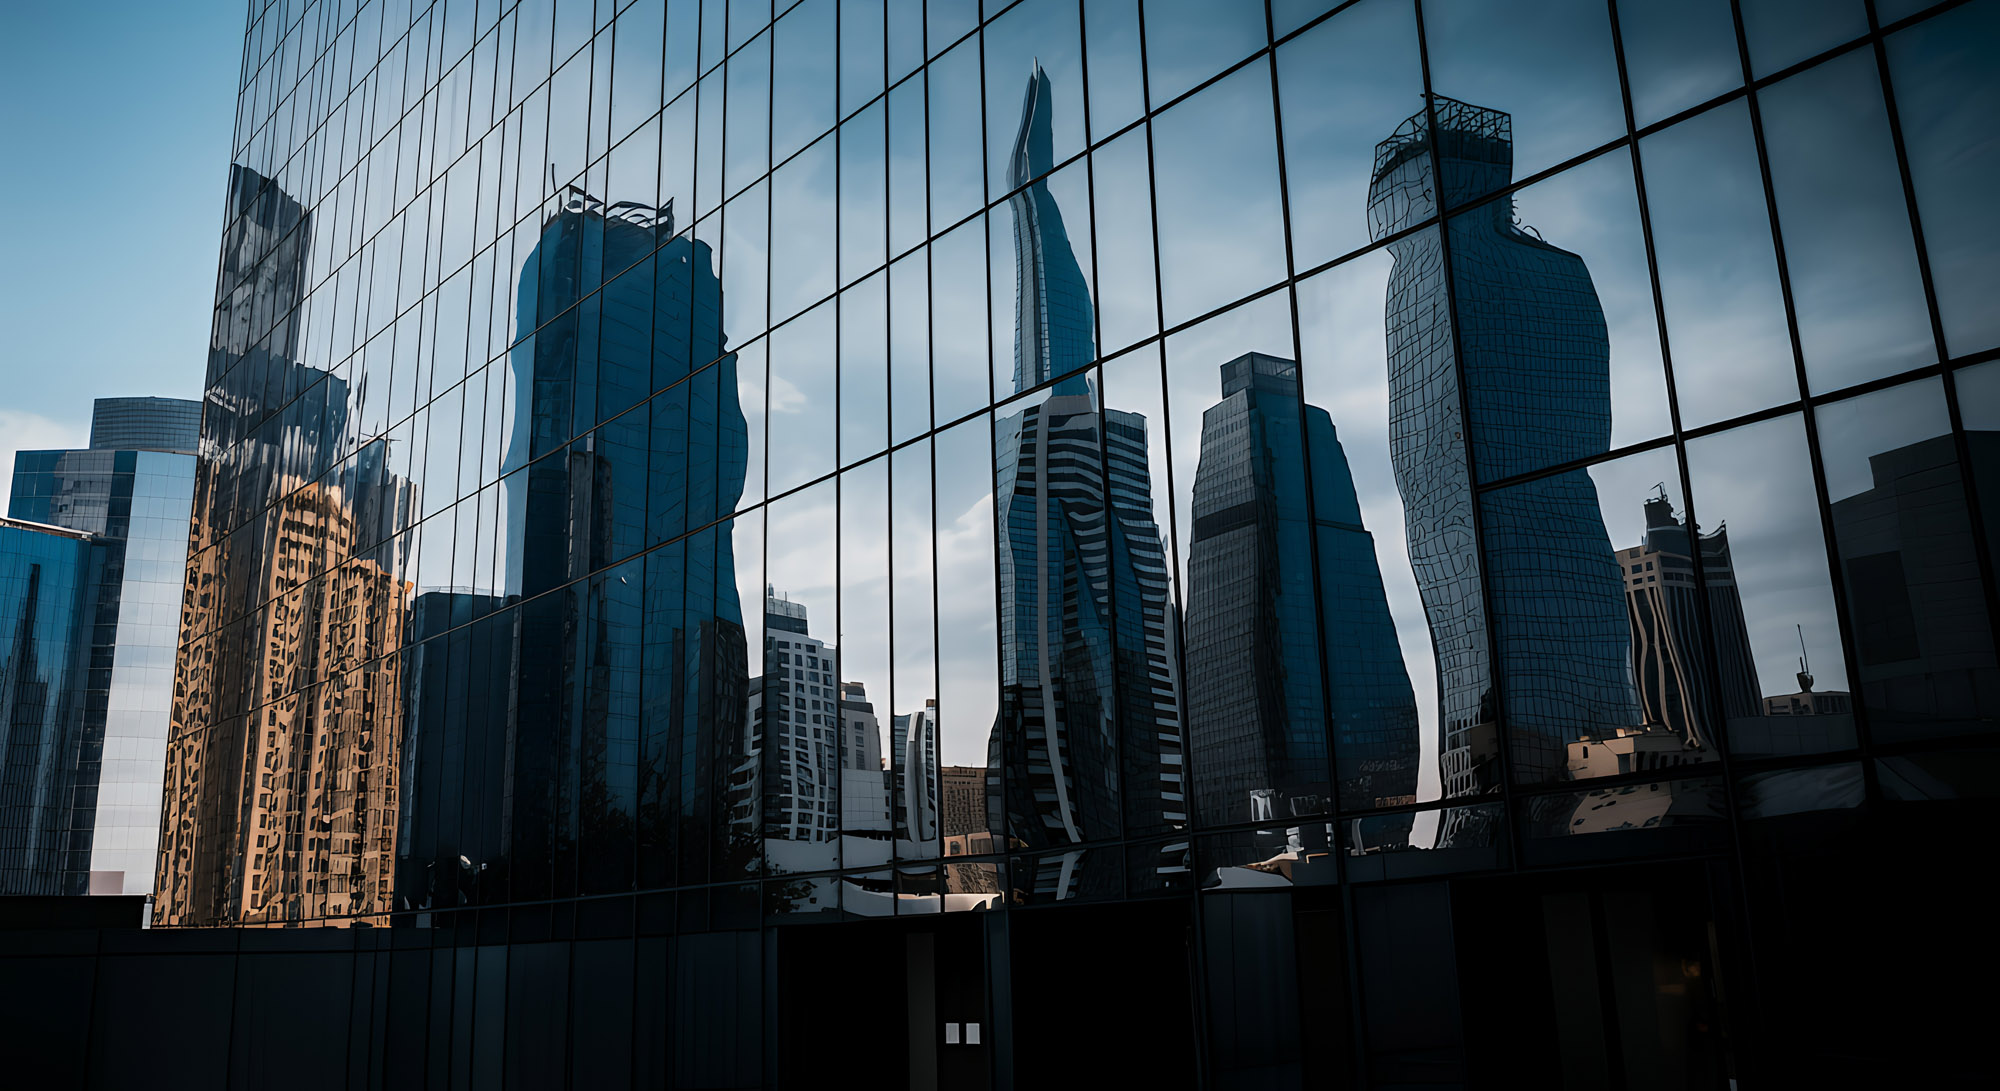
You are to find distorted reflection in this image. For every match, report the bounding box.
[1816,380,2000,743]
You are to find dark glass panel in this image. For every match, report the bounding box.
[1423,0,1625,184]
[839,100,888,284]
[1887,0,2000,356]
[1816,379,1999,742]
[1151,62,1287,328]
[929,218,989,424]
[1615,0,1740,127]
[1739,0,1867,77]
[1761,51,1933,391]
[1275,0,1425,269]
[769,134,837,321]
[723,29,770,197]
[612,0,666,143]
[1684,415,1856,758]
[839,271,890,465]
[840,0,885,118]
[771,0,836,163]
[927,35,985,227]
[1640,100,1797,427]
[1142,0,1267,108]
[888,73,928,255]
[1083,0,1143,138]
[1090,126,1158,355]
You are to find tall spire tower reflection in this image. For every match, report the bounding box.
[1007,61,1095,396]
[1369,99,1641,831]
[989,66,1183,893]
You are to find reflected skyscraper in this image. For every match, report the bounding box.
[159,167,415,925]
[4,398,198,896]
[0,517,103,895]
[989,68,1183,891]
[1007,61,1095,395]
[1369,99,1641,817]
[1183,353,1418,837]
[396,190,755,903]
[1619,491,1761,749]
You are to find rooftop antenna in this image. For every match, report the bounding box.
[1795,624,1814,692]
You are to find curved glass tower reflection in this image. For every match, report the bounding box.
[989,68,1183,893]
[1370,98,1641,815]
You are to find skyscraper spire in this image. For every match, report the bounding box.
[1007,62,1094,396]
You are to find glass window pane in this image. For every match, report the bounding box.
[766,299,836,494]
[1640,100,1797,427]
[1761,52,1933,391]
[611,0,666,143]
[889,250,931,444]
[721,182,768,344]
[929,219,989,423]
[1888,1,2000,357]
[839,271,889,466]
[1083,0,1143,138]
[888,73,928,255]
[1422,0,1626,185]
[1684,415,1856,758]
[1142,0,1267,108]
[771,0,836,163]
[768,134,837,321]
[839,100,888,284]
[1615,0,1741,127]
[840,0,885,118]
[723,29,770,197]
[1090,127,1159,355]
[1816,378,1999,742]
[1275,0,1425,269]
[927,36,985,229]
[1739,0,1868,77]
[1151,62,1287,328]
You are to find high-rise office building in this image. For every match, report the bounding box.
[3,397,198,895]
[26,4,1989,1087]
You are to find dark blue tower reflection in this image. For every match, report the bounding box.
[1370,98,1641,818]
[398,191,753,908]
[1184,353,1419,852]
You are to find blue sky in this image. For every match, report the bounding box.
[0,2,243,511]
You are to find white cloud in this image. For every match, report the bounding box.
[0,410,88,516]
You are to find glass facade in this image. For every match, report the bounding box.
[9,0,1980,1087]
